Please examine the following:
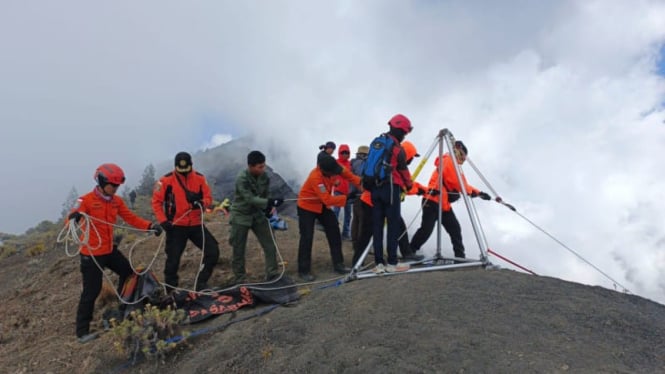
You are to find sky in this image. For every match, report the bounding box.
[1,1,665,303]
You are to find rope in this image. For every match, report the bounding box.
[466,157,631,294]
[487,248,537,275]
[510,208,631,293]
[56,213,162,305]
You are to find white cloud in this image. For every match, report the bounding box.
[201,133,233,151]
[1,0,665,303]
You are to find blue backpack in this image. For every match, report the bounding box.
[361,133,395,190]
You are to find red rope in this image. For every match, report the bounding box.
[487,248,537,275]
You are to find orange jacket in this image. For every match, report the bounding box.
[424,153,479,211]
[70,188,152,256]
[407,181,428,196]
[152,170,212,226]
[298,166,361,214]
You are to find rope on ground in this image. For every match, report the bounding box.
[487,248,537,275]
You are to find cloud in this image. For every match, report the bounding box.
[201,133,233,151]
[1,1,665,303]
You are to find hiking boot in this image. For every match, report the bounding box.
[386,262,410,273]
[372,264,386,274]
[77,332,99,344]
[299,273,316,282]
[402,253,425,262]
[333,264,351,274]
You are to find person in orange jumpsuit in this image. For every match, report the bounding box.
[296,154,361,281]
[67,163,161,343]
[152,152,220,291]
[409,141,491,259]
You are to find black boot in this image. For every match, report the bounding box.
[333,263,351,274]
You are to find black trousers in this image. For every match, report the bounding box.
[350,199,363,243]
[76,248,132,337]
[371,184,402,266]
[297,206,344,274]
[410,199,465,258]
[164,225,219,288]
[352,200,414,266]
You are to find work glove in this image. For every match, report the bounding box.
[416,187,427,196]
[150,223,163,237]
[478,191,491,201]
[266,197,284,209]
[68,211,83,223]
[160,221,174,233]
[192,200,205,210]
[428,189,440,196]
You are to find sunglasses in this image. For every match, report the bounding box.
[340,151,350,155]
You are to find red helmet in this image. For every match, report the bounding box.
[401,141,419,162]
[94,163,126,187]
[388,114,413,133]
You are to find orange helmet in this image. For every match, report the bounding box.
[95,163,126,187]
[402,141,419,162]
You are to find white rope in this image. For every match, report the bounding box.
[56,213,161,305]
[465,157,631,294]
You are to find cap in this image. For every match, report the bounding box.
[319,141,336,151]
[175,152,193,173]
[318,154,343,175]
[455,141,468,156]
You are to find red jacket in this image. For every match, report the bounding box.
[388,135,413,190]
[335,144,352,195]
[152,170,212,226]
[298,166,361,214]
[424,153,479,211]
[70,188,152,256]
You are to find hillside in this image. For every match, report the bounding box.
[1,212,664,373]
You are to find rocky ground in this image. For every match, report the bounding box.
[1,215,664,373]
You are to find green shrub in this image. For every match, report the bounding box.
[109,304,189,363]
[0,245,17,259]
[26,242,46,257]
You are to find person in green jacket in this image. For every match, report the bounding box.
[229,151,284,283]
